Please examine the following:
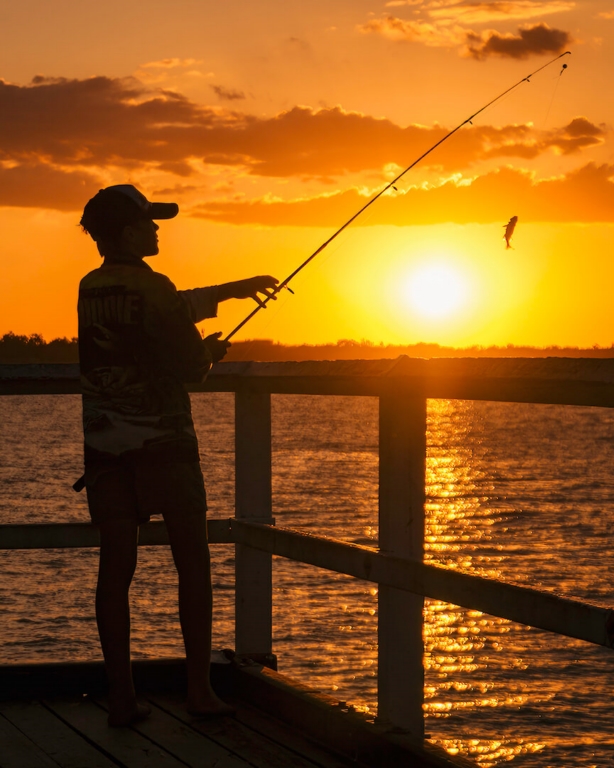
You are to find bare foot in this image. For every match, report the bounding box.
[108,701,151,728]
[187,692,236,719]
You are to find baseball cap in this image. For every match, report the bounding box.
[80,184,179,242]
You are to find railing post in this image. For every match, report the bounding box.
[234,389,274,663]
[378,391,427,736]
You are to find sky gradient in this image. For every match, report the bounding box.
[1,1,613,346]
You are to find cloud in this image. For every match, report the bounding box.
[359,4,574,59]
[477,118,605,162]
[429,1,575,24]
[544,117,606,155]
[155,160,195,176]
[466,22,571,59]
[381,0,574,22]
[385,1,423,7]
[191,163,614,226]
[359,16,465,47]
[210,84,246,101]
[134,58,212,86]
[140,58,204,69]
[0,163,102,211]
[0,75,230,169]
[152,183,200,197]
[195,110,603,177]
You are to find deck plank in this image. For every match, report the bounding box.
[0,701,117,768]
[93,695,253,768]
[150,692,335,768]
[0,711,59,768]
[44,696,188,768]
[229,699,364,768]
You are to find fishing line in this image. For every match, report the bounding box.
[224,50,571,342]
[542,64,567,128]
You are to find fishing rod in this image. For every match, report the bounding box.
[224,50,571,342]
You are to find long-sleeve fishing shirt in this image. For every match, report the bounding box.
[78,258,218,460]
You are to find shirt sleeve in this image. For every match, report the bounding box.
[146,275,213,383]
[178,287,219,324]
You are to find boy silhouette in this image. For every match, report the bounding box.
[78,184,277,725]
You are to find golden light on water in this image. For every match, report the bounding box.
[436,738,547,764]
[424,398,536,765]
[420,399,602,765]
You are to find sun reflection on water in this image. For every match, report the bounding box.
[438,738,547,765]
[425,398,534,765]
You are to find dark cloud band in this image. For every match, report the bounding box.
[0,76,602,176]
[466,23,572,60]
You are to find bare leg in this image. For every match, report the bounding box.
[96,518,150,726]
[163,512,234,716]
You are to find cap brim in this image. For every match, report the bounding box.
[150,202,179,219]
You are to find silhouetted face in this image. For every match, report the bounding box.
[120,218,160,259]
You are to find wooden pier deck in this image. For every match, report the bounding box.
[0,658,469,768]
[1,692,358,768]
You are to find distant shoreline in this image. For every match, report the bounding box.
[2,332,614,363]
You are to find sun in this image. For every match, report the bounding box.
[403,262,469,320]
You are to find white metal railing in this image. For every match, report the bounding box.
[2,358,614,740]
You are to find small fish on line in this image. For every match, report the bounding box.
[503,215,518,249]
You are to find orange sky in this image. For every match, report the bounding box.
[1,1,613,346]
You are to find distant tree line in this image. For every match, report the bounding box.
[2,332,614,364]
[0,332,79,363]
[222,338,614,360]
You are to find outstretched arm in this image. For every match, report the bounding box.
[216,276,279,308]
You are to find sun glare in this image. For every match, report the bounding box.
[404,262,469,320]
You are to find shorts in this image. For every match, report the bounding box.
[84,443,208,525]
